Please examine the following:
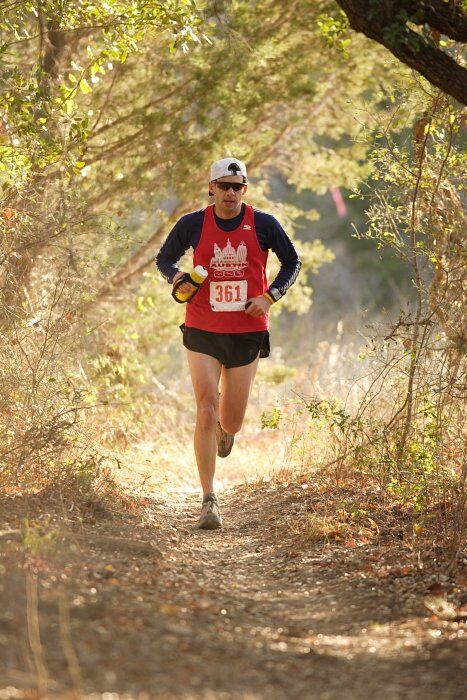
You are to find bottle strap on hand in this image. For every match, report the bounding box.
[171,273,200,303]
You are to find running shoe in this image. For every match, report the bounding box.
[197,493,222,530]
[216,421,235,458]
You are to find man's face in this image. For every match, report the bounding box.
[209,175,247,215]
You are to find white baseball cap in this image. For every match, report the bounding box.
[210,157,247,182]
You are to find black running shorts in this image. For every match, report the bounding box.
[180,325,270,368]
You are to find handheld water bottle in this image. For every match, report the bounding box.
[171,265,208,303]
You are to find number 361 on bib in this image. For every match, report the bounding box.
[209,280,248,312]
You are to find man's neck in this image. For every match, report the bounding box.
[214,203,243,220]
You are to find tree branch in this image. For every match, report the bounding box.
[80,201,190,311]
[91,78,196,139]
[336,0,467,105]
[401,1,467,42]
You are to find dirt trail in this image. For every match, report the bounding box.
[118,484,464,700]
[1,476,465,699]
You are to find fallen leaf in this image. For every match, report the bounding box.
[424,596,458,620]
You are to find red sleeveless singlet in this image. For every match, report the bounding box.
[185,204,269,333]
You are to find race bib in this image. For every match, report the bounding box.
[209,280,248,312]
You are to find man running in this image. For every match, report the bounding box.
[156,157,301,529]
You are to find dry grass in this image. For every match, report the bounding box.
[302,513,352,543]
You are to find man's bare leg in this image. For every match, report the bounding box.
[219,357,260,436]
[186,350,222,495]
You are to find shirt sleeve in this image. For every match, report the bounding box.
[155,215,194,283]
[257,213,301,299]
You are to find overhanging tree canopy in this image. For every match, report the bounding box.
[1,0,401,319]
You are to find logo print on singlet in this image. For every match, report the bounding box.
[210,239,249,279]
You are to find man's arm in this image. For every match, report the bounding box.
[155,215,195,283]
[245,212,301,317]
[256,212,302,302]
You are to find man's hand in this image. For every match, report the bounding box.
[245,294,272,317]
[172,271,196,296]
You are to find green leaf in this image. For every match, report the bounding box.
[79,78,92,94]
[64,98,75,115]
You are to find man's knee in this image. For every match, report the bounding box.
[196,397,218,430]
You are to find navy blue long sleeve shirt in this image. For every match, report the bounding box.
[155,204,301,299]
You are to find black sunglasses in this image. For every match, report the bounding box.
[214,182,245,192]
